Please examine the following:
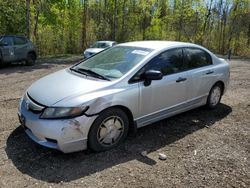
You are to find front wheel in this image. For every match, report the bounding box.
[0,52,6,67]
[0,59,6,68]
[88,108,129,152]
[206,83,223,109]
[25,53,36,66]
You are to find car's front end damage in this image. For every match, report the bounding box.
[18,93,97,153]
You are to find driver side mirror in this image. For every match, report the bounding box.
[143,69,163,86]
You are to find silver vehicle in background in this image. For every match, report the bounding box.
[18,41,230,153]
[83,41,117,58]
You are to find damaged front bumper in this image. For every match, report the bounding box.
[18,99,97,153]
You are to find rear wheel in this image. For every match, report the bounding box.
[88,108,129,152]
[25,52,36,66]
[206,83,223,109]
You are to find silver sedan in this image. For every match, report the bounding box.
[18,41,230,153]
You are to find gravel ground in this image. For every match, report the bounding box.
[0,57,249,187]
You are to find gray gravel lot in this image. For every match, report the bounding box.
[0,57,249,187]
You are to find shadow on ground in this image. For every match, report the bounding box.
[5,104,232,183]
[0,56,84,75]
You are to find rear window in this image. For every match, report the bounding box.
[92,42,111,48]
[184,48,212,69]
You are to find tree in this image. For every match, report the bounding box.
[26,0,30,38]
[0,0,249,56]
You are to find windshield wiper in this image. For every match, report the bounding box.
[70,67,87,76]
[78,68,111,81]
[71,67,110,81]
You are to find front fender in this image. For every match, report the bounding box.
[86,98,132,116]
[84,85,140,119]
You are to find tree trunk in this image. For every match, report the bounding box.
[82,0,88,50]
[32,0,40,55]
[120,0,127,41]
[201,0,213,45]
[33,2,39,42]
[112,0,118,41]
[217,0,223,53]
[26,0,30,39]
[177,1,184,41]
[247,22,250,46]
[221,11,227,55]
[227,1,239,52]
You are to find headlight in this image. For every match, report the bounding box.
[40,106,88,119]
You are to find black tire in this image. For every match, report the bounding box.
[88,108,129,152]
[0,51,6,68]
[206,83,223,109]
[25,52,36,66]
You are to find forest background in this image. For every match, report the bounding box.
[0,0,249,57]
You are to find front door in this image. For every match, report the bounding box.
[133,48,191,127]
[0,36,15,62]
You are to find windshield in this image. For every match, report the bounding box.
[92,42,111,48]
[73,46,153,80]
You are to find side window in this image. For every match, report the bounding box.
[184,48,212,69]
[0,36,13,46]
[145,48,184,75]
[14,37,27,45]
[130,48,184,82]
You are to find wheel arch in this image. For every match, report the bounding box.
[27,50,37,59]
[212,80,225,95]
[91,105,136,135]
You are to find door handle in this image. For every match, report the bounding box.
[206,70,214,75]
[176,77,187,83]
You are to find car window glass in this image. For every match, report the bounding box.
[130,48,184,82]
[102,43,110,48]
[0,36,13,46]
[92,42,110,48]
[146,48,183,75]
[14,37,27,45]
[75,46,153,79]
[185,48,212,69]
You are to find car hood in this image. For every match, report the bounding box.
[27,69,111,106]
[85,48,105,53]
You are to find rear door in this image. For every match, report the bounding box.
[0,36,15,62]
[13,36,28,61]
[183,48,216,101]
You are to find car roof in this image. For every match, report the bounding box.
[96,41,116,43]
[118,40,201,51]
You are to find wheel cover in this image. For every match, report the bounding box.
[97,116,124,146]
[210,86,221,106]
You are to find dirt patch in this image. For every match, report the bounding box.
[0,58,249,187]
